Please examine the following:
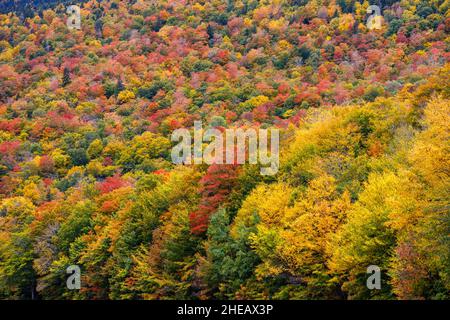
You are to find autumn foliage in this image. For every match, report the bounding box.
[0,0,449,301]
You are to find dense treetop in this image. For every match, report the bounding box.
[0,0,448,300]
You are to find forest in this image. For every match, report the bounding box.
[0,0,449,300]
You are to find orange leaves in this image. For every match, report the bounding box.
[0,118,22,134]
[96,174,131,194]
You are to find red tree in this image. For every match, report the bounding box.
[189,164,239,235]
[96,174,130,194]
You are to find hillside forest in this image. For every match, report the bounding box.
[0,0,449,300]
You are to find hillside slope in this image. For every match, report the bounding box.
[0,0,449,300]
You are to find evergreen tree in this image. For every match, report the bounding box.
[62,67,71,87]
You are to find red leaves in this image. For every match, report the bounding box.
[392,242,428,299]
[153,169,169,177]
[0,140,21,155]
[46,111,80,131]
[0,118,22,134]
[189,164,238,235]
[39,155,55,174]
[100,199,120,213]
[0,65,22,101]
[96,174,130,194]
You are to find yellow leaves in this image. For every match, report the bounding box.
[87,139,103,159]
[276,40,292,51]
[357,22,367,32]
[27,34,37,41]
[128,131,171,161]
[76,101,96,115]
[128,76,143,89]
[0,130,13,142]
[317,24,329,36]
[283,109,295,118]
[51,148,70,171]
[220,34,231,45]
[231,183,293,238]
[87,160,116,178]
[355,172,401,211]
[438,0,450,14]
[192,3,205,12]
[304,174,338,202]
[0,45,19,62]
[86,39,102,48]
[42,9,56,24]
[328,169,424,283]
[248,95,269,106]
[0,40,10,52]
[338,14,355,32]
[409,98,450,190]
[0,196,35,218]
[103,139,126,159]
[354,0,368,19]
[249,225,284,279]
[117,90,135,104]
[243,18,253,27]
[348,169,422,233]
[157,25,175,42]
[237,95,269,113]
[0,15,10,26]
[278,175,351,272]
[86,160,103,177]
[236,174,351,279]
[23,181,42,204]
[67,166,85,177]
[267,18,288,34]
[254,261,284,280]
[416,50,426,56]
